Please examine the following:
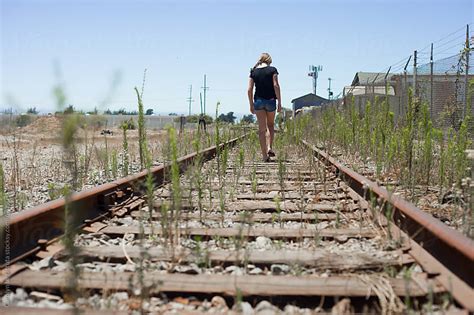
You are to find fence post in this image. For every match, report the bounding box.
[413,50,418,98]
[179,115,185,135]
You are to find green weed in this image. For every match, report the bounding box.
[121,122,130,176]
[111,149,118,178]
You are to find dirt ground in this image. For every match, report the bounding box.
[0,116,181,213]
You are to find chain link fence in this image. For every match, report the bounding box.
[316,25,473,134]
[414,51,473,130]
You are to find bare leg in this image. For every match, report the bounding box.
[266,110,276,151]
[255,110,268,159]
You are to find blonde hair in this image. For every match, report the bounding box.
[252,52,272,70]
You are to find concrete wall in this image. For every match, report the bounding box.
[0,114,193,131]
[100,115,178,129]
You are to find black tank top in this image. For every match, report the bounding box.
[250,66,279,100]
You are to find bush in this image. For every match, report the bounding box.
[122,118,136,130]
[63,105,75,115]
[16,114,33,127]
[184,114,214,124]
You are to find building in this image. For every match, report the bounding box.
[343,70,474,130]
[343,72,396,96]
[291,93,328,115]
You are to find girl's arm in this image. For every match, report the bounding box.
[247,78,255,114]
[273,74,282,112]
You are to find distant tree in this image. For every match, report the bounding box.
[240,114,255,124]
[116,108,127,115]
[226,111,236,124]
[112,108,138,115]
[217,111,236,124]
[104,109,112,115]
[145,108,154,115]
[169,112,178,116]
[217,114,226,122]
[63,105,75,115]
[87,107,99,115]
[26,107,38,115]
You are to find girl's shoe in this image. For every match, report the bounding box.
[263,156,271,163]
[267,149,275,157]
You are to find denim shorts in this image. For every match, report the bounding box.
[254,98,276,112]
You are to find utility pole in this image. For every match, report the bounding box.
[464,24,470,119]
[308,65,323,95]
[327,78,332,100]
[199,93,203,114]
[430,43,434,118]
[202,75,209,115]
[413,50,418,98]
[186,85,194,116]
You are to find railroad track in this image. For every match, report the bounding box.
[1,132,473,314]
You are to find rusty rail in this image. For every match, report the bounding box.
[0,135,245,267]
[302,139,474,310]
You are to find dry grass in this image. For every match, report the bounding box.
[0,118,194,213]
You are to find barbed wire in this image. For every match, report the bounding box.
[342,24,472,133]
[418,25,467,53]
[374,24,472,77]
[434,33,466,50]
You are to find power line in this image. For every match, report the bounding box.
[432,24,468,45]
[390,56,411,68]
[369,25,470,80]
[414,25,467,59]
[390,64,406,73]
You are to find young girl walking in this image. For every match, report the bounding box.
[247,52,282,162]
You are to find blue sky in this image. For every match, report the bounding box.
[1,0,473,115]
